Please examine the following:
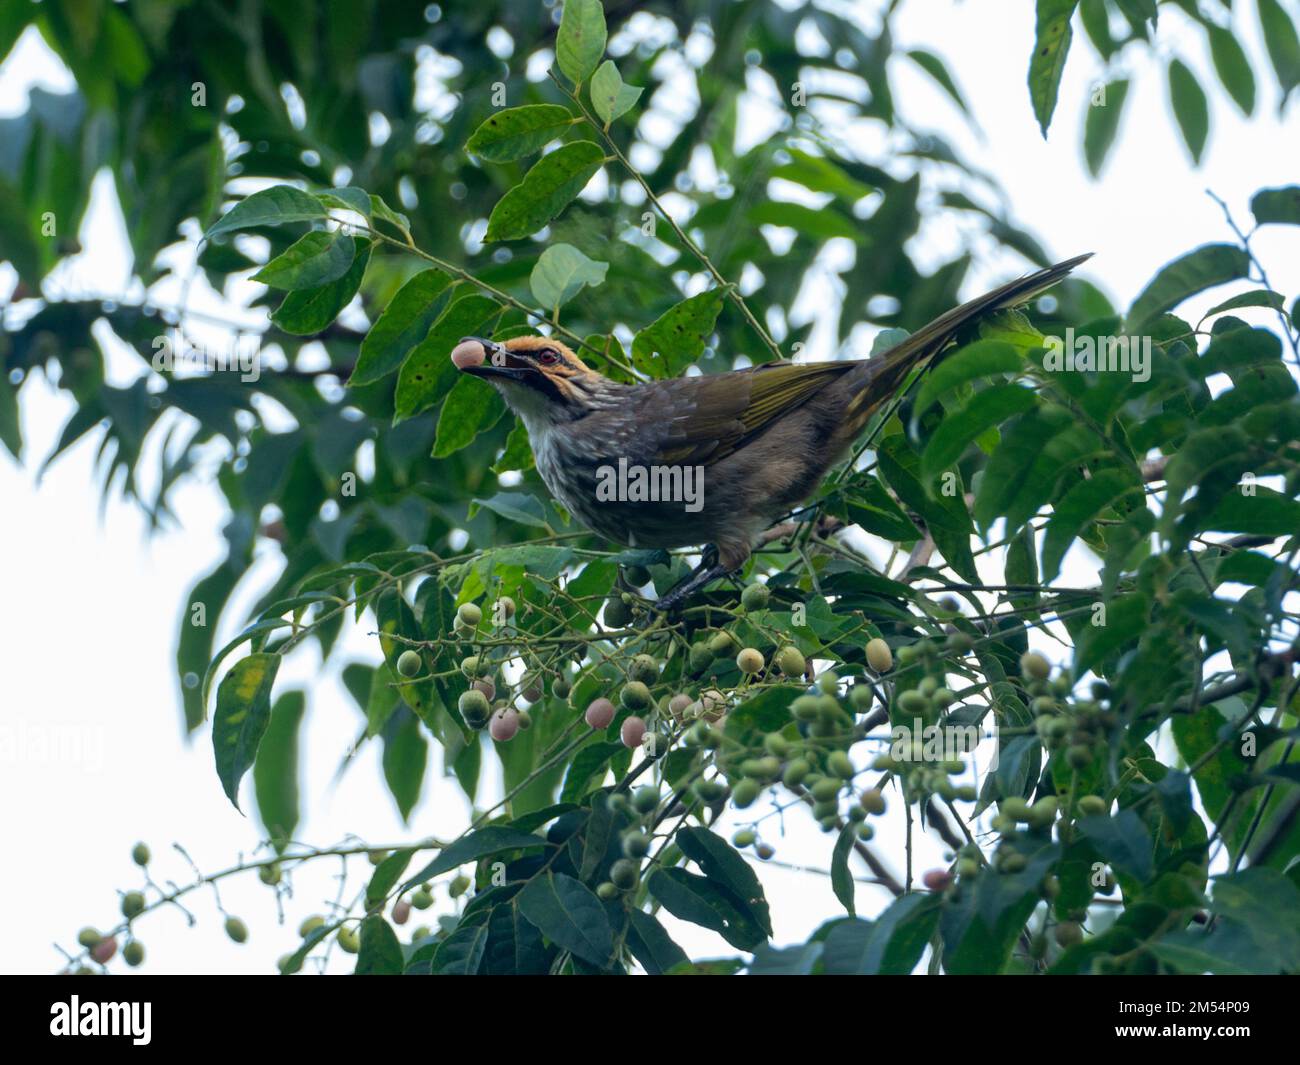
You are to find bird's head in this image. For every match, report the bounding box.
[450,334,609,426]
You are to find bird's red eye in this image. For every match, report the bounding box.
[538,349,560,365]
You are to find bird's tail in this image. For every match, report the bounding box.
[840,253,1092,435]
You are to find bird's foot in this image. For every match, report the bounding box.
[650,545,729,614]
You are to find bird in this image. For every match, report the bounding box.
[450,253,1090,611]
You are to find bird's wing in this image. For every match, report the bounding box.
[643,361,855,465]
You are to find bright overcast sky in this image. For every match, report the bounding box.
[1,2,1295,974]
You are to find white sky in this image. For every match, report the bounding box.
[1,2,1296,974]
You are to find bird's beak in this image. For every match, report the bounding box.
[457,336,530,383]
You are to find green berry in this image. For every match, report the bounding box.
[224,917,248,944]
[827,751,854,779]
[458,688,491,728]
[732,778,762,808]
[457,602,482,628]
[1077,794,1108,817]
[131,842,150,867]
[77,927,101,949]
[396,649,422,677]
[850,684,874,711]
[783,758,811,787]
[1020,651,1051,681]
[946,631,975,653]
[740,583,771,611]
[865,638,893,673]
[121,892,145,919]
[898,689,929,716]
[1066,744,1093,769]
[775,645,806,677]
[688,642,715,673]
[620,681,652,711]
[732,829,756,848]
[624,565,651,586]
[708,631,737,656]
[764,733,791,758]
[449,875,471,898]
[629,654,659,684]
[596,882,619,901]
[811,777,841,802]
[856,823,875,841]
[123,940,145,967]
[459,654,482,678]
[1001,797,1031,822]
[299,915,325,937]
[860,788,886,815]
[552,677,572,700]
[337,927,360,954]
[610,859,639,890]
[411,888,433,910]
[736,647,765,674]
[604,596,632,628]
[621,831,650,858]
[632,786,659,814]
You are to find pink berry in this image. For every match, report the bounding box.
[392,899,411,925]
[620,715,647,749]
[585,698,616,730]
[923,869,953,892]
[489,707,519,742]
[91,936,118,964]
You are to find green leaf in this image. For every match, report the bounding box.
[1083,78,1129,176]
[355,915,403,975]
[432,374,506,458]
[1206,23,1256,115]
[1258,0,1300,97]
[381,707,427,822]
[393,294,500,419]
[631,288,726,377]
[272,238,371,335]
[1074,593,1149,677]
[912,339,1022,418]
[1168,59,1209,165]
[252,690,304,848]
[626,909,689,974]
[517,871,613,966]
[1077,809,1154,882]
[842,475,920,542]
[317,186,371,217]
[432,913,490,974]
[529,242,608,309]
[212,652,280,810]
[350,268,454,386]
[1028,0,1079,136]
[366,848,415,908]
[1203,289,1285,317]
[1204,486,1300,536]
[556,0,607,85]
[831,825,856,915]
[920,384,1037,483]
[0,370,20,459]
[560,741,624,803]
[206,185,326,239]
[1040,468,1144,581]
[822,895,942,974]
[402,826,548,891]
[465,104,576,162]
[879,432,978,581]
[484,140,605,242]
[1127,243,1250,328]
[1250,185,1300,226]
[590,60,643,125]
[676,826,773,936]
[470,490,550,529]
[646,868,767,950]
[252,229,355,290]
[906,49,970,114]
[493,421,535,474]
